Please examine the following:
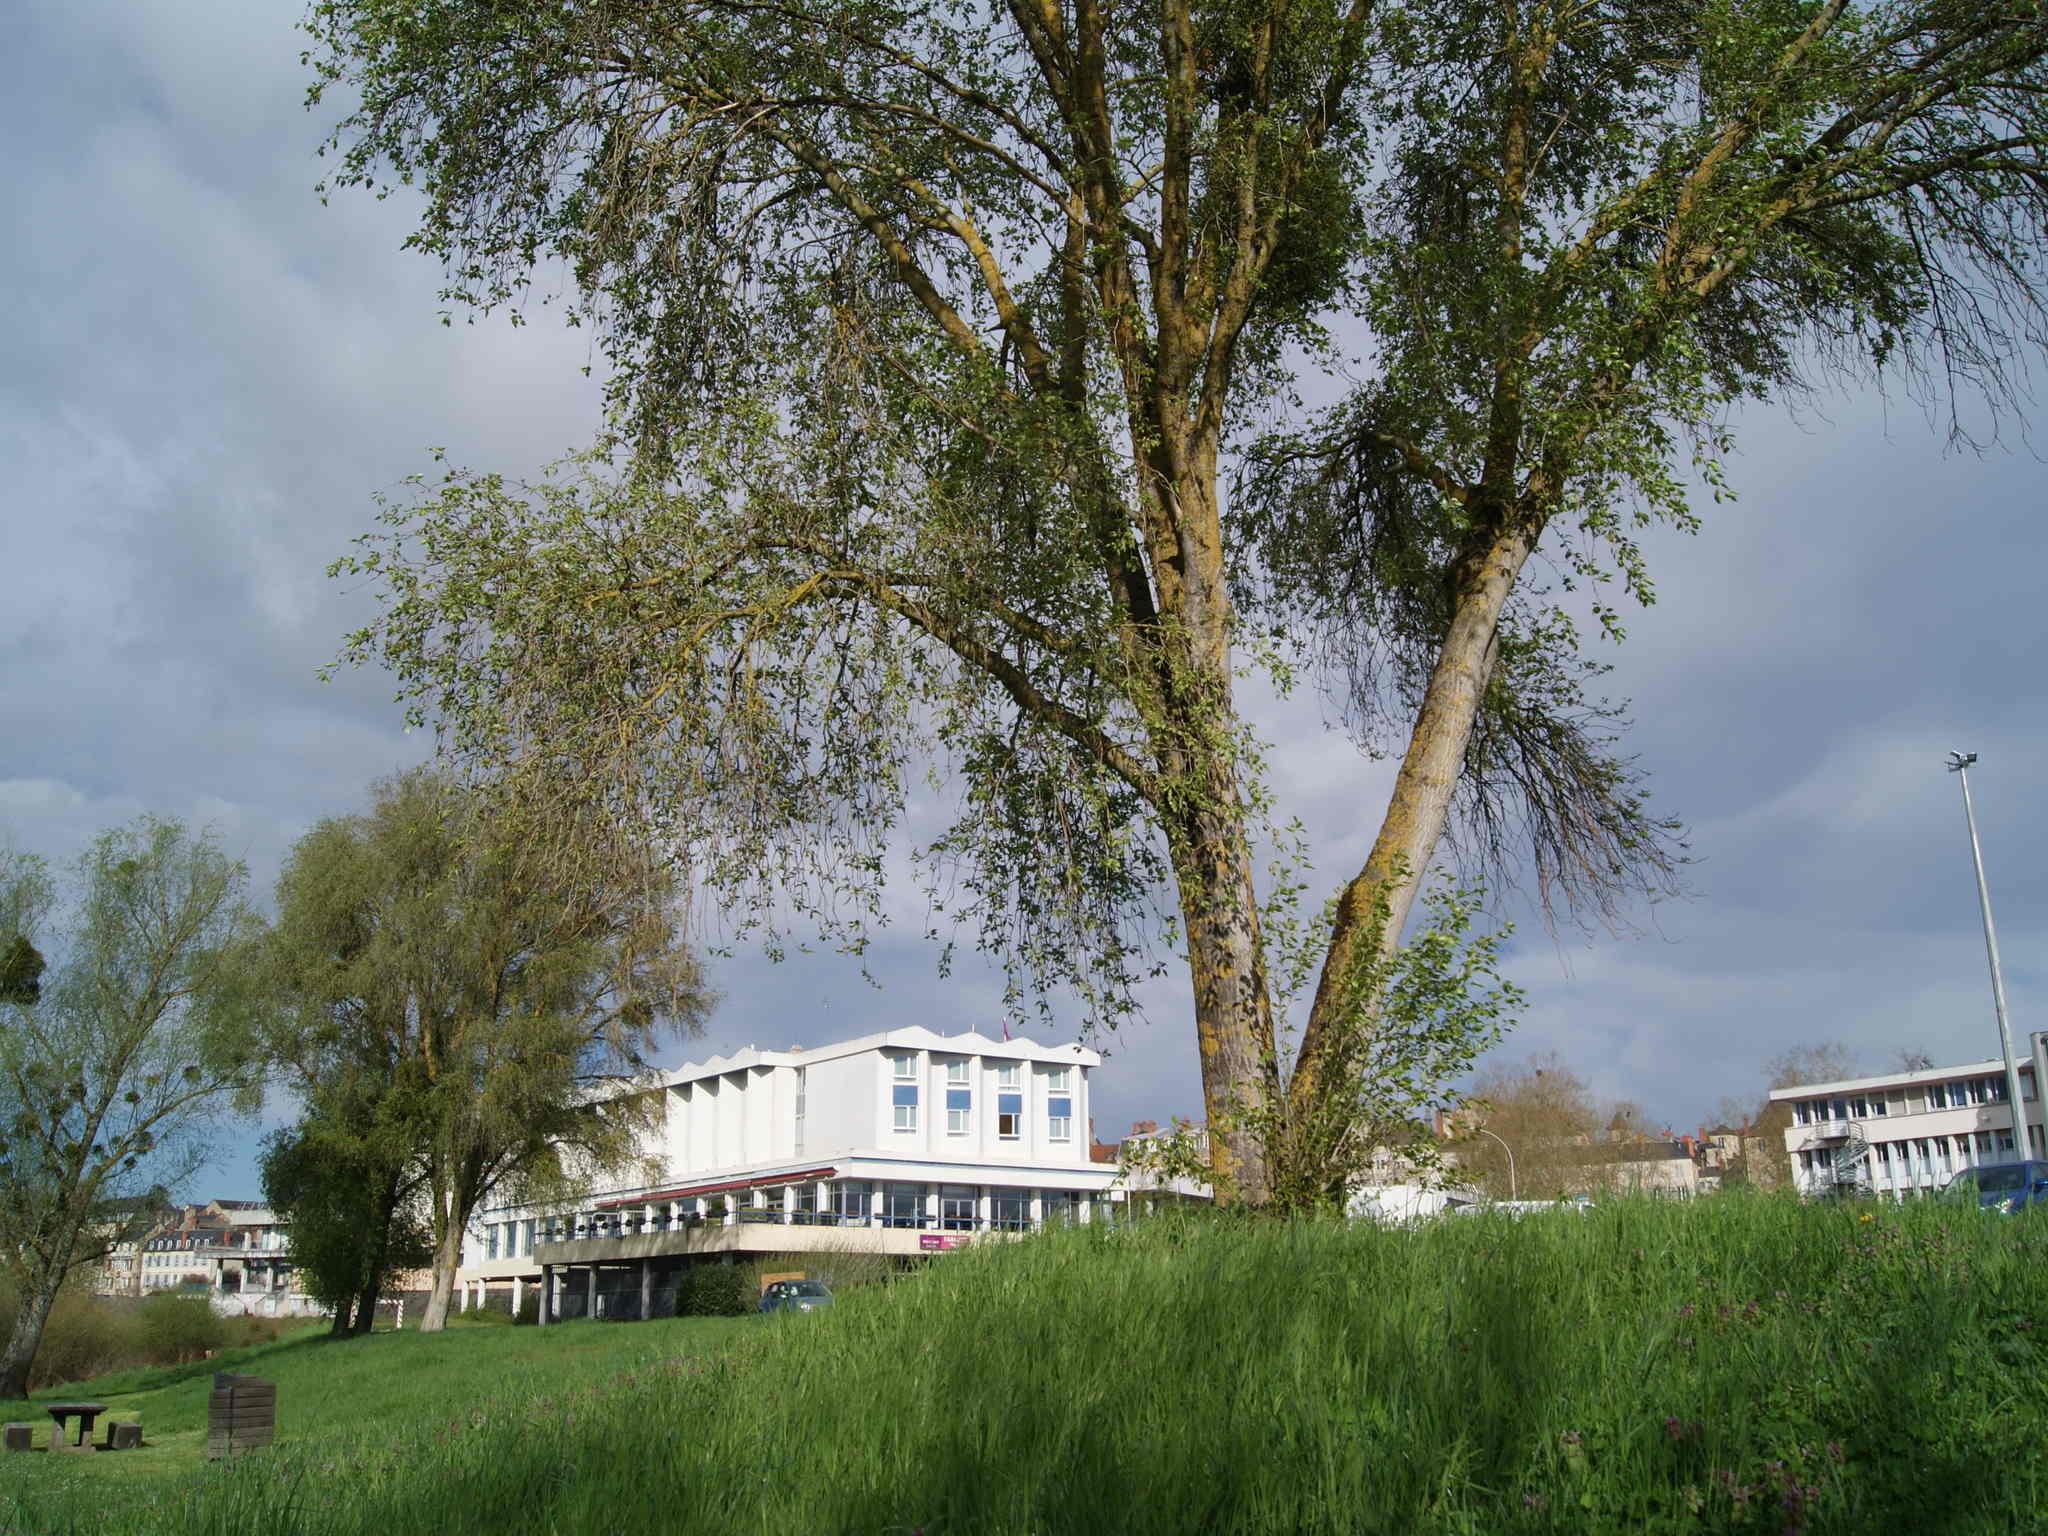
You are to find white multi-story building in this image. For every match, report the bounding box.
[1770,1047,2048,1199]
[455,1028,1125,1321]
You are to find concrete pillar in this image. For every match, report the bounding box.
[816,1180,831,1224]
[639,1261,653,1321]
[977,1187,992,1229]
[586,1264,599,1320]
[1029,1189,1043,1228]
[538,1265,550,1325]
[511,1276,523,1317]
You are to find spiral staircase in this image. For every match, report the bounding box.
[1827,1121,1872,1196]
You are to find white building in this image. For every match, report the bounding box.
[1770,1048,2048,1199]
[455,1028,1125,1321]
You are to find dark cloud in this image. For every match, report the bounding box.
[4,0,2044,1194]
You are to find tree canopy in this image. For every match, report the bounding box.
[312,0,2048,1202]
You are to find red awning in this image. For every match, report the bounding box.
[594,1166,839,1209]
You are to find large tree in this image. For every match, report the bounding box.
[259,1115,431,1336]
[269,771,712,1332]
[311,0,2048,1203]
[0,822,268,1399]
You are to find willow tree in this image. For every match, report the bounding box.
[311,0,2048,1203]
[269,770,712,1330]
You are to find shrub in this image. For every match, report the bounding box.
[455,1304,514,1326]
[678,1264,752,1317]
[133,1293,225,1365]
[514,1291,540,1326]
[27,1292,142,1390]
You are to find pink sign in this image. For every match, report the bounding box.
[919,1234,968,1251]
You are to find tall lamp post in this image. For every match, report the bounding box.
[1473,1126,1516,1201]
[1947,751,2030,1157]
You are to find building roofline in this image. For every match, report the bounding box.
[663,1028,1101,1086]
[1766,1057,2030,1102]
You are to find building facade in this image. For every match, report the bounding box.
[454,1028,1124,1320]
[1770,1046,2048,1199]
[120,1200,298,1302]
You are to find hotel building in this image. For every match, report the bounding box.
[453,1027,1125,1320]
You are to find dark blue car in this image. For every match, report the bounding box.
[1939,1160,2048,1214]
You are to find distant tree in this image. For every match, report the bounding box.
[1711,1040,1863,1190]
[0,821,269,1398]
[314,0,2048,1205]
[1896,1047,1936,1073]
[1460,1053,1601,1199]
[265,770,714,1333]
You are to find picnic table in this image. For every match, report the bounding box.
[45,1402,107,1451]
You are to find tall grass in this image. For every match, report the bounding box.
[13,1196,2048,1534]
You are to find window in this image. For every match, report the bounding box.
[1989,1075,2009,1102]
[940,1185,978,1230]
[996,1063,1022,1090]
[1794,1101,1812,1125]
[1047,1093,1073,1141]
[1046,1066,1070,1092]
[947,1086,972,1135]
[793,1184,818,1224]
[1042,1190,1078,1226]
[485,1225,500,1261]
[833,1181,871,1223]
[522,1219,536,1256]
[998,1090,1024,1139]
[795,1065,807,1154]
[883,1183,926,1228]
[893,1081,920,1131]
[893,1054,917,1080]
[1928,1082,1949,1109]
[946,1059,970,1085]
[992,1189,1030,1229]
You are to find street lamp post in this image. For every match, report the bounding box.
[1473,1126,1517,1202]
[1947,751,2031,1158]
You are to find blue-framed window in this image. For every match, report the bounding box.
[947,1087,972,1135]
[998,1092,1023,1139]
[893,1081,919,1131]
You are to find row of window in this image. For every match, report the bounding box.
[478,1181,1101,1254]
[1798,1127,2037,1184]
[1791,1094,1892,1125]
[888,1057,1073,1139]
[1791,1073,2026,1125]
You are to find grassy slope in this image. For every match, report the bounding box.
[11,1197,2048,1534]
[0,1315,749,1523]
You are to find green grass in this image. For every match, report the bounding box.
[0,1313,750,1522]
[8,1197,2048,1533]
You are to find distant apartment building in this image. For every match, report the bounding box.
[1769,1046,2048,1199]
[113,1200,296,1300]
[455,1028,1124,1321]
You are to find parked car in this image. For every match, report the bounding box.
[759,1280,834,1314]
[1939,1160,2048,1214]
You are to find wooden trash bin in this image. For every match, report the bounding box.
[2,1423,32,1452]
[206,1373,275,1460]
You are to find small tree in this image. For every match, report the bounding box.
[0,821,268,1399]
[260,1116,431,1337]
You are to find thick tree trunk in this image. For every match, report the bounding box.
[1173,796,1281,1205]
[328,1296,356,1338]
[1289,518,1538,1121]
[0,1276,58,1400]
[419,1212,462,1333]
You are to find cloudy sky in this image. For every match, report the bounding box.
[5,1,2045,1197]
